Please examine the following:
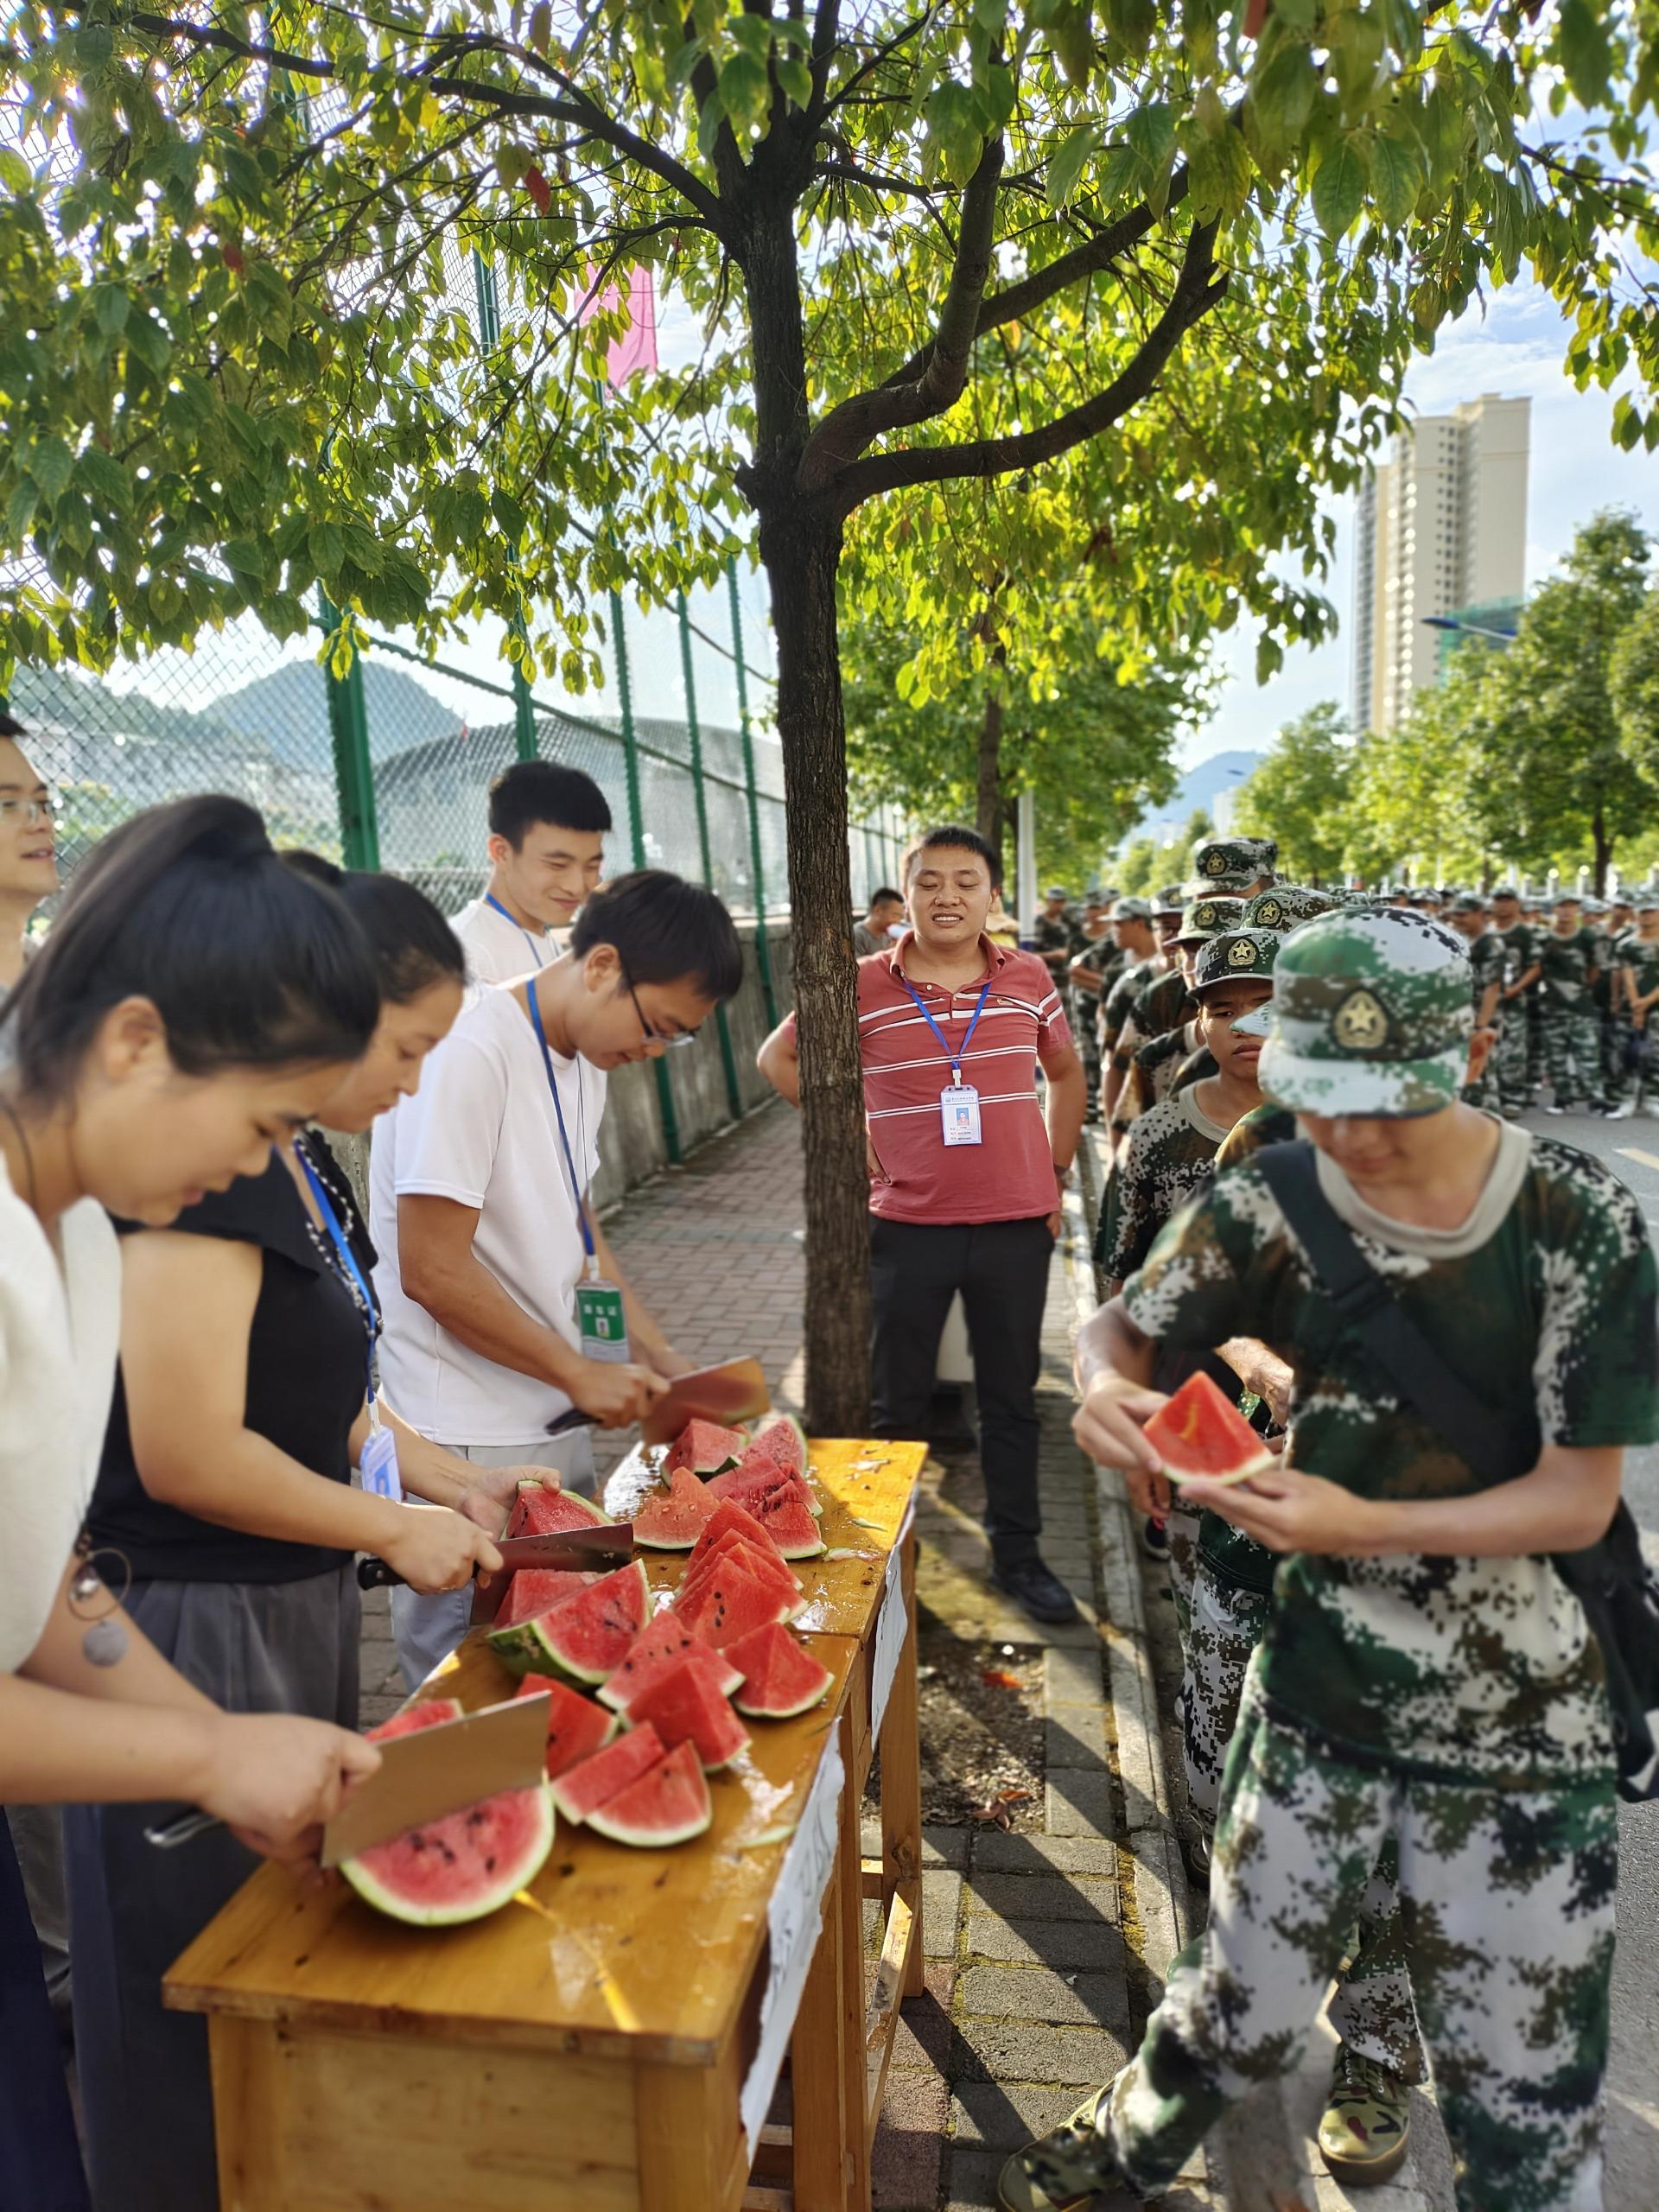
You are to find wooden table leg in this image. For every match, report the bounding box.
[881,1521,925,1997]
[791,1752,852,2212]
[639,2057,726,2212]
[834,1702,874,2212]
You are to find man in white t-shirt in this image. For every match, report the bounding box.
[374,868,747,1685]
[0,715,59,990]
[449,760,612,985]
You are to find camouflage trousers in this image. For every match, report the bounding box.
[1542,1007,1605,1107]
[1178,1567,1422,2079]
[1166,1499,1201,1648]
[1098,1682,1618,2211]
[1491,1009,1534,1113]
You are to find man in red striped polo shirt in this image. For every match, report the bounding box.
[760,826,1087,1624]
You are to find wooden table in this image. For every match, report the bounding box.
[166,1439,927,2212]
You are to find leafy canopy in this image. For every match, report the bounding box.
[6,0,1659,696]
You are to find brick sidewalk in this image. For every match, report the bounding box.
[359,1099,1216,2210]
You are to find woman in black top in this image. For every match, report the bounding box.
[65,864,544,2212]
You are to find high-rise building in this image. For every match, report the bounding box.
[1351,393,1530,734]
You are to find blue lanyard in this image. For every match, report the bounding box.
[486,893,550,971]
[525,987,597,1263]
[895,971,995,1084]
[296,1146,381,1406]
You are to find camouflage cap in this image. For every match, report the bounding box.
[1491,882,1520,900]
[1187,836,1278,893]
[1190,927,1282,999]
[1256,909,1471,1117]
[1172,893,1245,944]
[1112,894,1154,921]
[1152,883,1188,917]
[1044,885,1069,901]
[1450,891,1488,915]
[1241,884,1338,931]
[1637,887,1659,912]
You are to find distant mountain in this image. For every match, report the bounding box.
[1122,748,1264,849]
[213,658,463,766]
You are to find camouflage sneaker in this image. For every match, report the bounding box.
[997,2089,1140,2209]
[1317,2043,1411,2186]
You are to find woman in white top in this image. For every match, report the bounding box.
[0,797,386,2207]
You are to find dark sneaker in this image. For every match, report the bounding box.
[1317,2043,1411,2186]
[1141,1516,1170,1562]
[999,2088,1141,2209]
[992,1556,1079,1625]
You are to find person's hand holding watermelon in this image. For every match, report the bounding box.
[1174,1464,1383,1555]
[1072,1368,1173,1516]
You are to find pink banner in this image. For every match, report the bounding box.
[579,264,658,387]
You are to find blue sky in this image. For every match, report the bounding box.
[1180,277,1659,769]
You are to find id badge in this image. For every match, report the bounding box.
[940,1083,982,1147]
[359,1414,403,1503]
[576,1277,632,1363]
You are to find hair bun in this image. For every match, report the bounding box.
[281,849,346,891]
[183,795,274,867]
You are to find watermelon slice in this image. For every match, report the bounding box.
[708,1453,816,1518]
[514,1675,619,1777]
[487,1560,651,1681]
[1142,1371,1275,1489]
[703,1461,824,1559]
[588,1740,712,1849]
[679,1535,802,1617]
[676,1558,795,1649]
[505,1481,612,1539]
[612,1639,741,1722]
[342,1703,556,1929]
[748,1411,808,1476]
[628,1656,750,1771]
[664,1419,747,1477]
[726,1624,834,1719]
[494,1567,598,1630]
[601,1611,737,1711]
[367,1698,464,1741]
[550,1722,665,1825]
[688,1497,791,1570]
[632,1466,721,1551]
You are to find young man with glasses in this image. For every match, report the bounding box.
[371,869,744,1685]
[0,714,59,989]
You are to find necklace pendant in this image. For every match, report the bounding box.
[81,1618,129,1669]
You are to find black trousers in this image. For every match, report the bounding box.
[0,1816,89,2212]
[869,1214,1054,1560]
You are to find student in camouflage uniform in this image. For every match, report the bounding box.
[1103,894,1182,1122]
[1065,894,1117,1115]
[1522,893,1551,1090]
[1004,910,1656,2212]
[1446,892,1504,1106]
[1186,834,1277,898]
[1118,896,1241,1121]
[1097,899,1160,1121]
[1033,886,1080,1024]
[1538,892,1607,1112]
[1612,888,1659,1120]
[1488,884,1542,1117]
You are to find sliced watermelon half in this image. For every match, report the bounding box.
[687,1497,791,1573]
[664,1419,748,1478]
[1142,1371,1275,1489]
[679,1533,802,1615]
[748,1411,808,1477]
[487,1560,651,1681]
[632,1465,721,1551]
[676,1558,795,1649]
[550,1721,666,1825]
[601,1614,741,1713]
[588,1740,712,1849]
[726,1623,834,1719]
[505,1481,613,1540]
[367,1697,463,1741]
[628,1656,750,1772]
[703,1462,825,1559]
[514,1675,619,1777]
[494,1567,598,1630]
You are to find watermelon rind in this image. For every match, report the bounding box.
[632,1466,720,1551]
[588,1741,713,1848]
[367,1697,463,1741]
[1143,1372,1276,1489]
[664,1419,747,1478]
[628,1656,751,1771]
[340,1781,555,1927]
[505,1481,613,1539]
[550,1722,665,1824]
[488,1560,650,1681]
[515,1675,619,1777]
[724,1624,834,1720]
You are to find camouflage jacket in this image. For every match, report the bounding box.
[1102,955,1160,1041]
[1132,964,1192,1044]
[1624,937,1659,1004]
[1492,919,1538,993]
[1466,929,1505,1017]
[1125,1129,1659,1785]
[1536,925,1601,1009]
[1125,1019,1202,1121]
[1099,1084,1230,1282]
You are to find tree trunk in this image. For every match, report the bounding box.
[758,502,871,1435]
[1592,803,1611,897]
[976,684,1004,864]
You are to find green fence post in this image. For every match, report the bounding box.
[610,585,682,1165]
[677,592,743,1120]
[318,588,379,869]
[472,251,539,765]
[727,556,779,1028]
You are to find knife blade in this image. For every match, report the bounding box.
[143,1693,552,1868]
[638,1357,771,1446]
[358,1520,637,1594]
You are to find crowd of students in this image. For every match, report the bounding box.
[0,725,741,2210]
[998,841,1656,2212]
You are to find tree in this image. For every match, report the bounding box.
[9,4,1659,1424]
[1116,807,1211,897]
[1230,703,1355,882]
[1612,584,1659,786]
[1344,672,1491,884]
[842,605,1205,890]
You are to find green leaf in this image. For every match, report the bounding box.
[92,285,129,338]
[1046,124,1099,209]
[777,54,812,106]
[221,538,268,581]
[75,446,131,512]
[27,437,75,503]
[491,489,527,541]
[1124,100,1175,179]
[1311,134,1367,238]
[1558,0,1613,106]
[1369,130,1424,230]
[1249,44,1317,150]
[0,149,30,194]
[717,50,770,130]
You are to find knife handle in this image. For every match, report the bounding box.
[357,1554,404,1591]
[145,1809,224,1850]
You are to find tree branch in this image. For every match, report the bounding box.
[831,219,1226,514]
[798,132,1005,491]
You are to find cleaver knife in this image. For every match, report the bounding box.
[357,1520,636,1597]
[143,1692,552,1869]
[638,1357,771,1446]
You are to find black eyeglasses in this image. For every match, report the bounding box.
[625,976,696,1050]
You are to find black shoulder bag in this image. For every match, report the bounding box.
[1255,1141,1659,1803]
